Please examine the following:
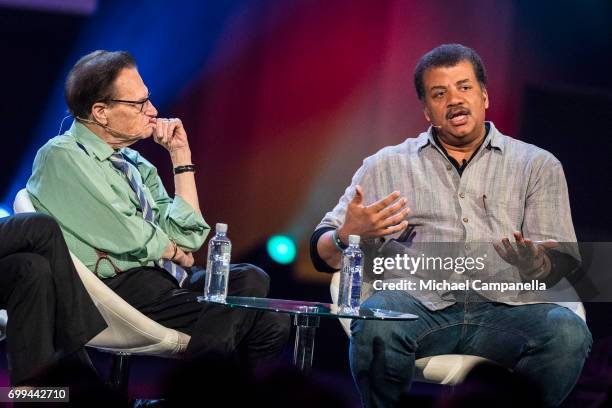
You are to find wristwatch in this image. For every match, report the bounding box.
[332,229,349,252]
[173,164,196,175]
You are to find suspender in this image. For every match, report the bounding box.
[74,140,128,276]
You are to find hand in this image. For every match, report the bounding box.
[175,250,194,268]
[493,231,558,278]
[337,185,410,243]
[153,118,190,154]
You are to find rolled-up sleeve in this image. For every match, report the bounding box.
[139,161,210,252]
[159,194,209,251]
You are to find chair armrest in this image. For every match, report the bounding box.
[13,188,190,356]
[0,309,7,342]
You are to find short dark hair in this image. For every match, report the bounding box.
[64,50,136,118]
[413,44,487,101]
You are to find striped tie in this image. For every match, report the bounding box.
[109,151,188,286]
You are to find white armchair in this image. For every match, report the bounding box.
[1,188,191,396]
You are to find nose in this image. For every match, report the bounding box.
[446,87,464,107]
[145,100,158,117]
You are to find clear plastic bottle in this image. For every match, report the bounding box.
[338,234,363,315]
[204,223,231,302]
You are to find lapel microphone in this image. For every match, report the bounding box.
[76,116,141,139]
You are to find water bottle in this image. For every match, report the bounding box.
[204,223,231,302]
[338,234,363,315]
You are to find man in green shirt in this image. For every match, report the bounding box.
[27,50,289,365]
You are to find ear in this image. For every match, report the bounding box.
[482,88,489,109]
[91,102,108,125]
[422,104,432,123]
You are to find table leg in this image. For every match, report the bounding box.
[293,313,320,372]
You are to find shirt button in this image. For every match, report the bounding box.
[446,164,452,171]
[459,192,465,198]
[463,217,469,223]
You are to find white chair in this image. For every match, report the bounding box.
[330,271,585,385]
[0,310,6,343]
[1,188,191,396]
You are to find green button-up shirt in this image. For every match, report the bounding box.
[27,120,210,278]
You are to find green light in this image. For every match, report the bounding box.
[267,235,297,264]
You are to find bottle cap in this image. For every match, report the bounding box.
[348,235,360,245]
[216,223,228,233]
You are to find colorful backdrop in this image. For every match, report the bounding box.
[1,0,611,281]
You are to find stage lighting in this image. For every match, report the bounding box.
[0,205,11,218]
[266,235,297,265]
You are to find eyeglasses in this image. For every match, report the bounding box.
[110,92,152,113]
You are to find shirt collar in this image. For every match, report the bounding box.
[418,121,505,154]
[67,120,117,161]
[485,122,505,152]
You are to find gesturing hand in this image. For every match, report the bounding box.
[153,118,189,153]
[337,185,410,243]
[493,231,558,278]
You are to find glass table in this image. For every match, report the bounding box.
[198,296,418,371]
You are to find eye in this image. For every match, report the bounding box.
[461,85,472,91]
[433,91,445,99]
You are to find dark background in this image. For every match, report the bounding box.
[1,0,611,404]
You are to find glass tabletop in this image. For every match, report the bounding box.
[197,296,418,320]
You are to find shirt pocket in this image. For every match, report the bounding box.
[482,197,524,236]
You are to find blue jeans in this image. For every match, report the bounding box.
[349,290,592,407]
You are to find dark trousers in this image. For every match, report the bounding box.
[104,263,291,365]
[0,213,107,385]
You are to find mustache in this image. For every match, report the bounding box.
[446,107,470,119]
